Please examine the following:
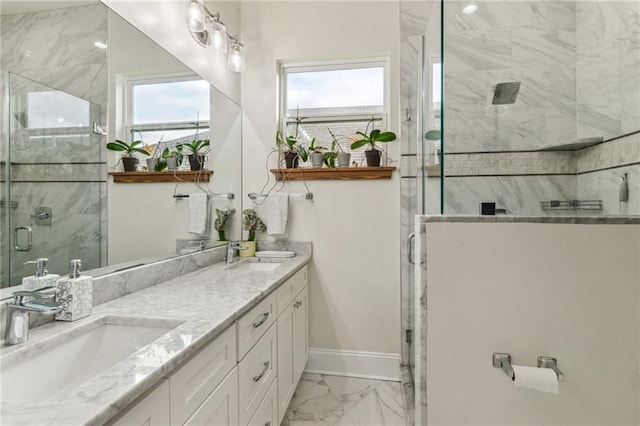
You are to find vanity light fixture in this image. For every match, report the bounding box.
[184,0,246,72]
[227,36,246,73]
[462,4,478,14]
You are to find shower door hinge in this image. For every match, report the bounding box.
[405,329,413,345]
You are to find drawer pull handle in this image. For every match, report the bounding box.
[252,312,269,328]
[294,300,303,308]
[253,361,270,382]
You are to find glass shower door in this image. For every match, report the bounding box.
[1,72,104,288]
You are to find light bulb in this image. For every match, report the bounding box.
[227,45,246,72]
[186,0,206,32]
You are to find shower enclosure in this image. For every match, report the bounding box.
[400,0,639,420]
[0,71,105,288]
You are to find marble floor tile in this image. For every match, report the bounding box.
[283,374,407,426]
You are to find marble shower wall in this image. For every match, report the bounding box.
[577,1,640,139]
[444,0,577,152]
[1,5,108,287]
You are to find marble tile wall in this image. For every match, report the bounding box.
[1,4,109,286]
[576,1,640,139]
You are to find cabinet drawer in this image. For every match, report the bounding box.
[183,367,238,426]
[247,378,278,426]
[170,326,236,426]
[237,292,276,360]
[276,266,308,317]
[238,323,277,425]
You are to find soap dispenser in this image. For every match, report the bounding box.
[22,258,60,291]
[55,259,92,321]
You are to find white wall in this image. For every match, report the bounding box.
[423,221,640,424]
[241,1,402,360]
[102,0,241,104]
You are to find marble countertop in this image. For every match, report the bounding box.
[0,254,311,426]
[417,215,640,224]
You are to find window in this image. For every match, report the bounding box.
[127,76,210,161]
[280,59,389,165]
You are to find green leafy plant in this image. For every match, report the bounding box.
[242,208,266,241]
[179,139,210,155]
[214,208,236,241]
[350,119,397,151]
[308,138,326,154]
[106,140,150,157]
[323,140,339,168]
[276,109,309,163]
[424,130,441,141]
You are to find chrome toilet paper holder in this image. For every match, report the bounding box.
[492,353,564,382]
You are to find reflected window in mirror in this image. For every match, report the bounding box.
[127,76,211,166]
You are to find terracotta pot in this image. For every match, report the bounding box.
[364,150,381,167]
[122,157,138,172]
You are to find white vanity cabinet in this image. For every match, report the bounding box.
[276,268,309,423]
[112,264,309,426]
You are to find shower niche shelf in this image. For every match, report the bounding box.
[109,170,213,183]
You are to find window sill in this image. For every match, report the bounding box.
[109,170,213,183]
[270,166,396,181]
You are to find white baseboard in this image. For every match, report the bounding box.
[305,348,400,381]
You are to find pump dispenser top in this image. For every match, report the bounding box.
[22,257,59,290]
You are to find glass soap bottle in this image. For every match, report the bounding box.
[22,258,59,290]
[55,259,92,321]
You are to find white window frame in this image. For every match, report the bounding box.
[278,57,391,163]
[125,73,210,145]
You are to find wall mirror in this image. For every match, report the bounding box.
[0,1,242,289]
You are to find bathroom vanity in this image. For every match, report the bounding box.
[0,248,311,426]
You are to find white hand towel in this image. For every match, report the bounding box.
[188,193,210,235]
[266,193,289,239]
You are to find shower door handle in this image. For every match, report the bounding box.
[408,233,415,265]
[14,226,32,251]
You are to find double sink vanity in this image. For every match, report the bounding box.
[1,246,311,426]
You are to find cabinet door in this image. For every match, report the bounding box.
[183,368,239,426]
[277,301,295,422]
[293,285,309,381]
[110,379,170,426]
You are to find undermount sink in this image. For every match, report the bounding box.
[1,315,181,404]
[246,262,282,272]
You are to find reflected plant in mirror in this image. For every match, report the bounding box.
[214,208,235,242]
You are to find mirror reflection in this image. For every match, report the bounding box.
[0,1,242,288]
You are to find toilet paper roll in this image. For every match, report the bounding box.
[512,365,559,394]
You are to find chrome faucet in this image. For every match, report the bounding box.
[226,242,247,265]
[4,288,62,345]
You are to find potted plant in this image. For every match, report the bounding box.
[350,119,397,167]
[308,138,326,167]
[164,145,184,170]
[276,109,309,168]
[327,127,350,167]
[106,139,149,172]
[180,139,210,171]
[214,208,235,244]
[241,208,266,257]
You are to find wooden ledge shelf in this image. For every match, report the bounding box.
[109,170,213,183]
[270,166,396,181]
